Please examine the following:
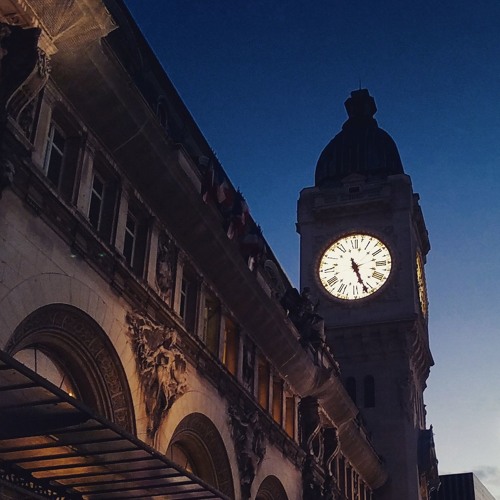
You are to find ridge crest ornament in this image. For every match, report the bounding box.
[318,233,392,300]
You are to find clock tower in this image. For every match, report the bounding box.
[297,89,438,499]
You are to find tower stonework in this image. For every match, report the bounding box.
[297,90,438,499]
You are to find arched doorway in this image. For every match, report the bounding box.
[255,475,289,500]
[6,303,135,433]
[166,413,235,498]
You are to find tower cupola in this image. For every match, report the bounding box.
[315,89,404,187]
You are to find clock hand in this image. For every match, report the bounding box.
[351,258,369,293]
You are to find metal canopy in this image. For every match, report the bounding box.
[0,350,230,500]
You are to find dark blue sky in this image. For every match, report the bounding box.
[125,1,500,495]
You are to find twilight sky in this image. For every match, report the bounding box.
[124,1,500,496]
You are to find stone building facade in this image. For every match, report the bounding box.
[0,1,437,499]
[0,1,387,499]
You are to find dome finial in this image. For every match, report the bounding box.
[344,89,377,120]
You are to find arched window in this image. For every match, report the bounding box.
[166,413,234,498]
[364,375,375,408]
[6,304,135,432]
[345,376,357,405]
[256,475,288,500]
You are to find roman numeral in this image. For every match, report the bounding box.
[327,276,338,286]
[372,249,382,256]
[351,238,359,249]
[322,266,336,273]
[376,260,386,266]
[372,271,384,281]
[337,243,346,253]
[338,284,347,294]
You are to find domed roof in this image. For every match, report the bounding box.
[315,89,404,187]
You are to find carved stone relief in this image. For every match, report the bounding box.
[126,310,187,443]
[155,231,177,304]
[228,405,266,500]
[398,369,418,424]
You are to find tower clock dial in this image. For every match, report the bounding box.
[318,233,392,300]
[416,250,428,317]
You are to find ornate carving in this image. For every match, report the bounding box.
[228,405,266,500]
[155,231,177,303]
[281,287,325,349]
[302,455,324,500]
[126,310,187,442]
[7,46,50,123]
[398,369,417,424]
[241,336,255,393]
[263,259,286,299]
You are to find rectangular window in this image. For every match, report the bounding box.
[272,377,283,424]
[202,292,220,356]
[88,166,119,244]
[43,120,80,201]
[123,210,137,266]
[180,268,198,334]
[257,355,270,410]
[285,394,295,438]
[44,123,65,187]
[122,202,148,276]
[222,317,239,376]
[242,337,255,393]
[89,172,105,230]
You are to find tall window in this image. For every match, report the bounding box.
[202,292,221,356]
[123,202,149,276]
[179,267,198,334]
[272,376,283,424]
[364,375,375,408]
[89,171,105,230]
[44,123,65,187]
[43,116,80,201]
[242,336,255,393]
[285,394,295,438]
[222,317,239,376]
[257,355,270,410]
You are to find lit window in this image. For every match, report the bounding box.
[272,376,283,424]
[257,355,270,410]
[14,348,76,398]
[167,442,195,473]
[222,317,239,375]
[285,394,295,438]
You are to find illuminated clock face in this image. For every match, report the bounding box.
[416,251,428,317]
[318,234,392,300]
